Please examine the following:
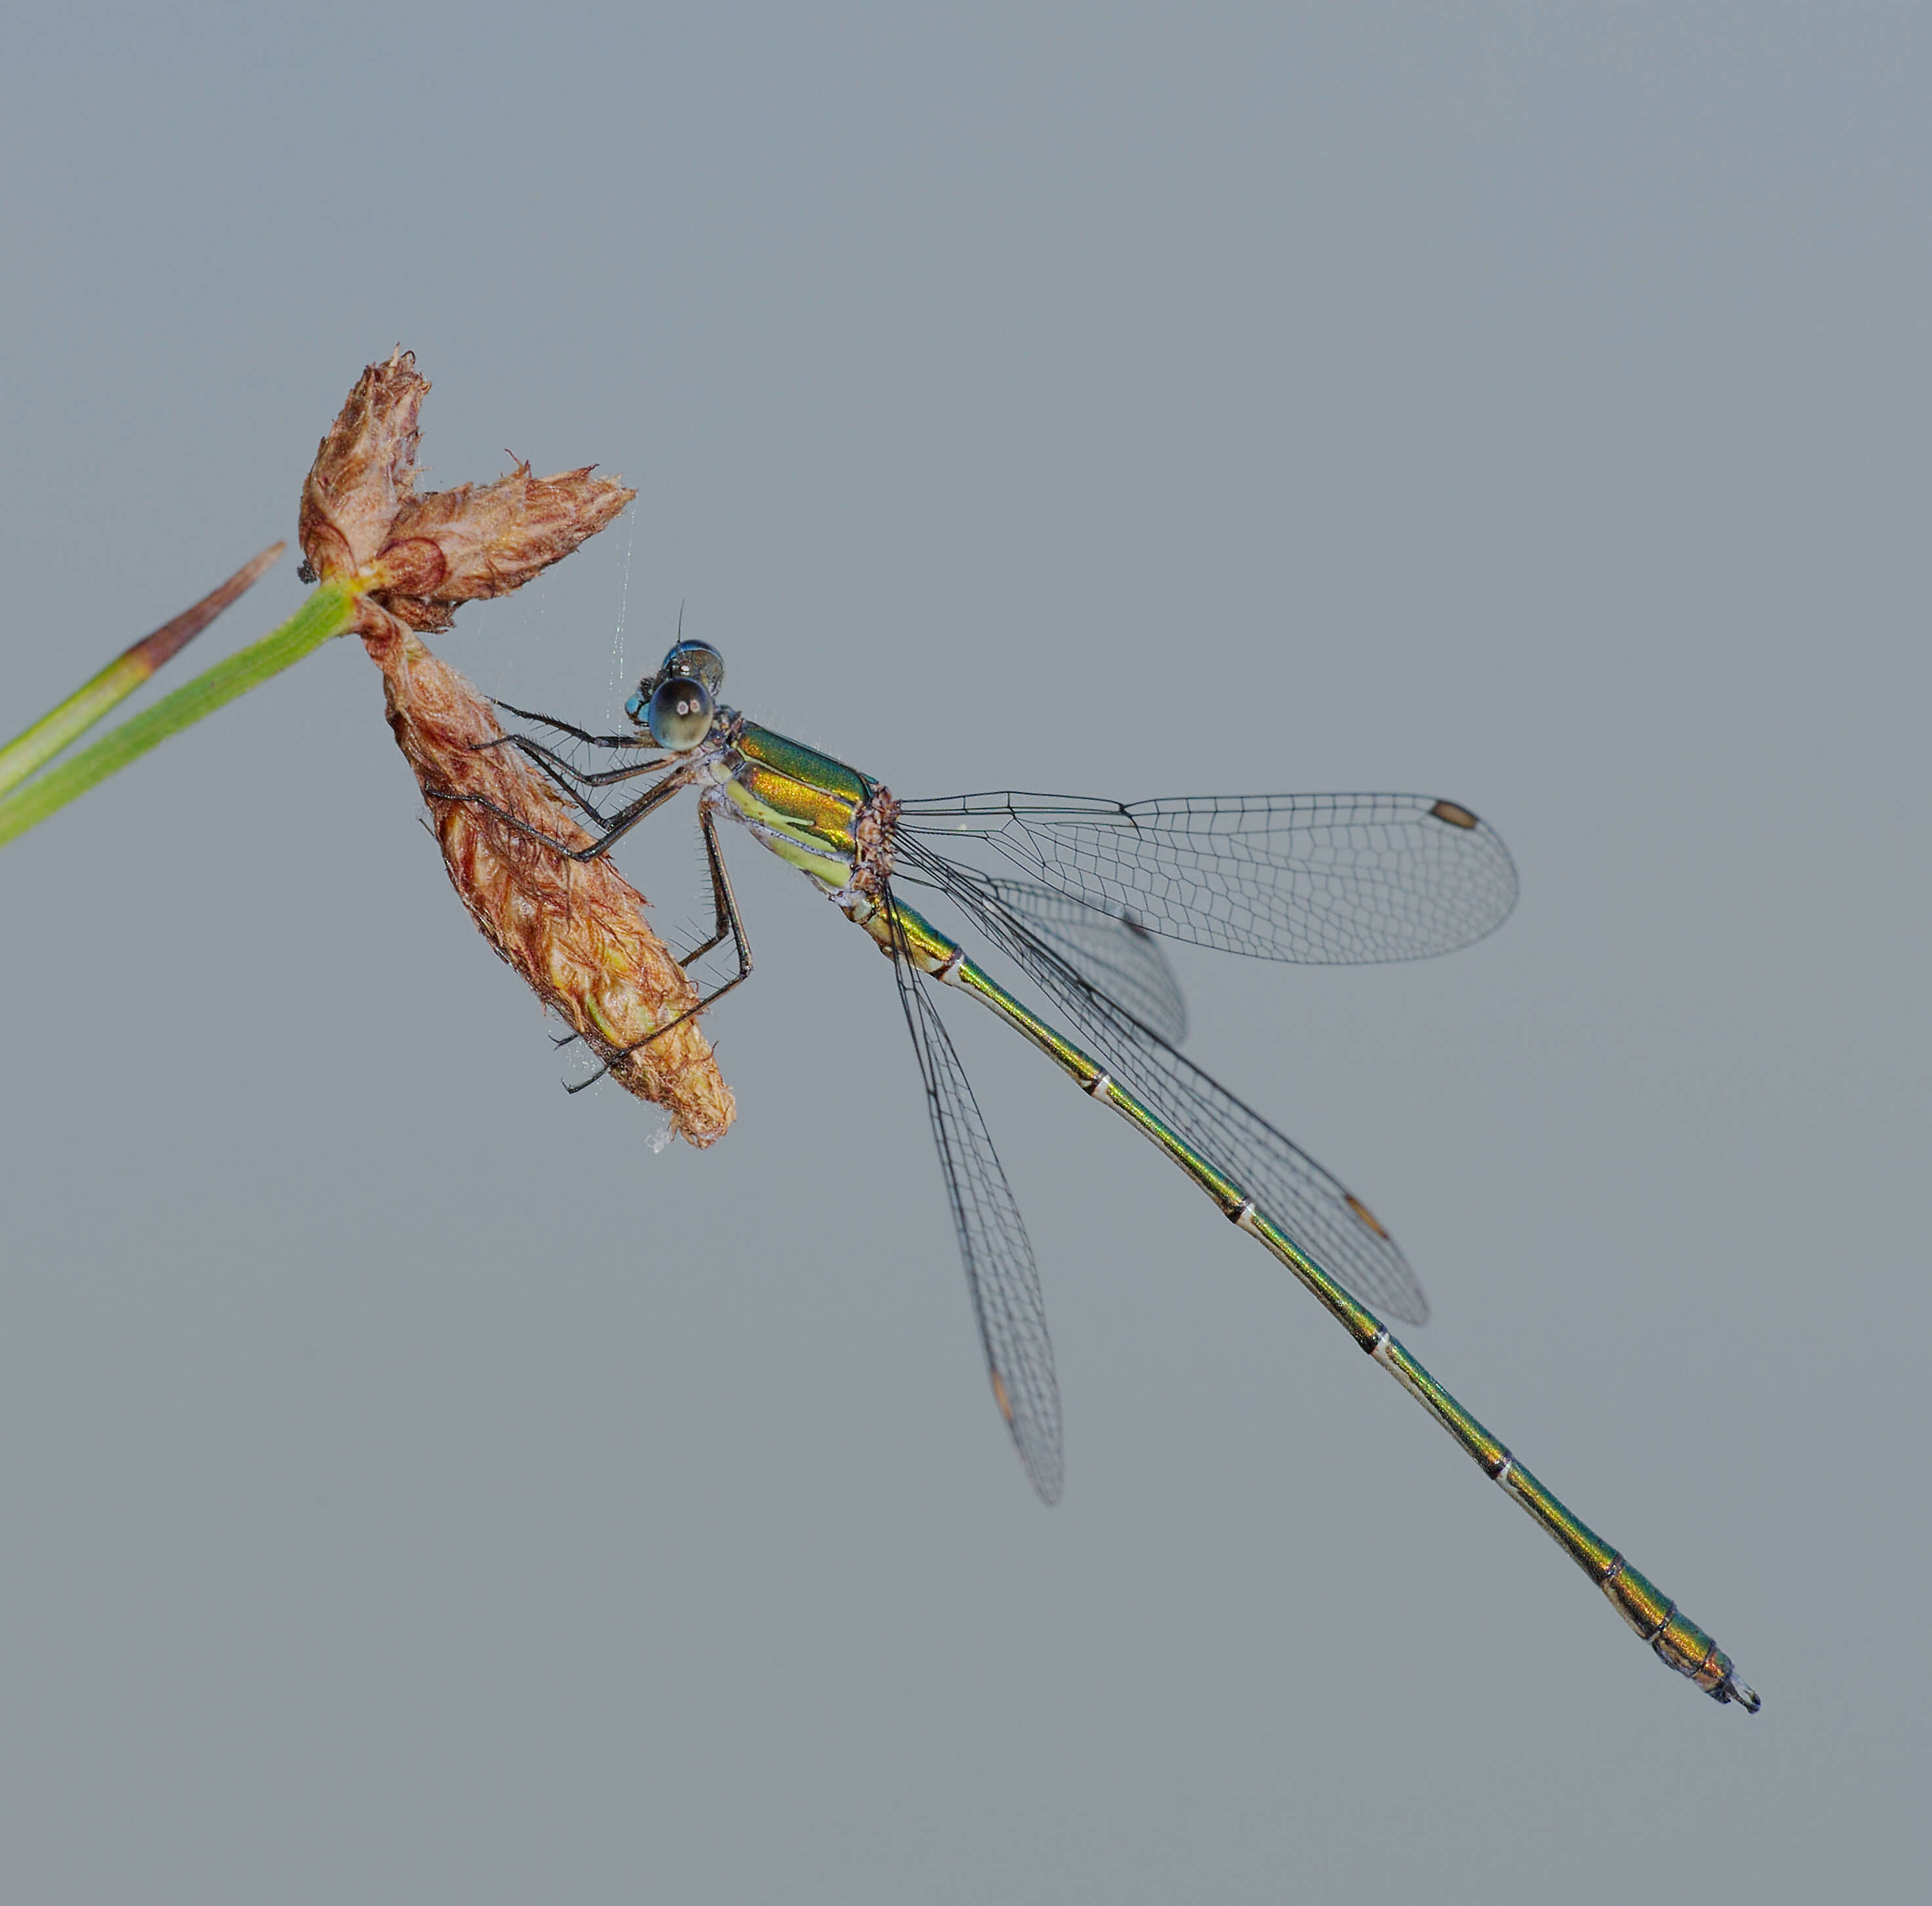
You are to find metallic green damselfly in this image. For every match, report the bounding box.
[441,636,1759,1712]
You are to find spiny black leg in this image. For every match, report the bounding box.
[461,742,588,827]
[676,801,745,968]
[423,764,691,864]
[509,735,677,791]
[556,823,725,1045]
[473,728,671,791]
[564,804,755,1092]
[490,699,655,751]
[421,789,589,857]
[500,741,626,829]
[549,787,734,1054]
[486,737,677,833]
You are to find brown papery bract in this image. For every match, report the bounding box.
[372,465,636,632]
[298,351,429,583]
[362,604,735,1148]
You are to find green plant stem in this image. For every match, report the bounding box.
[0,581,358,852]
[0,544,285,800]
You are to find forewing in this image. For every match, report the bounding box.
[898,791,1517,966]
[912,849,1431,1324]
[889,911,1065,1504]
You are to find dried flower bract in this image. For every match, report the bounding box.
[299,352,429,585]
[373,466,634,632]
[303,350,733,1146]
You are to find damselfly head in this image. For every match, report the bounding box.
[625,638,726,741]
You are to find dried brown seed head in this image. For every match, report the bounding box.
[298,348,429,583]
[360,603,735,1149]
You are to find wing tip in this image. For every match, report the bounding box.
[994,1369,1066,1504]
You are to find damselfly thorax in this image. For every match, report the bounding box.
[695,722,909,944]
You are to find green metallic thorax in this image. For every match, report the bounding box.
[713,720,961,970]
[713,720,873,886]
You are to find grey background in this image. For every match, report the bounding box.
[2,5,1925,1900]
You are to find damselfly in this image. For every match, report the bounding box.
[435,637,1759,1712]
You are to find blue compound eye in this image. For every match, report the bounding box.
[646,676,715,751]
[660,639,724,696]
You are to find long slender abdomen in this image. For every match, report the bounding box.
[934,942,1759,1710]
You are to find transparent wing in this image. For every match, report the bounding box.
[904,842,1431,1325]
[897,791,1517,966]
[888,903,1065,1503]
[965,879,1187,1046]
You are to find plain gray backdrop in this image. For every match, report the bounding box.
[3,5,1925,1900]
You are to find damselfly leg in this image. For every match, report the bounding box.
[562,798,753,1092]
[490,699,663,755]
[425,757,694,865]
